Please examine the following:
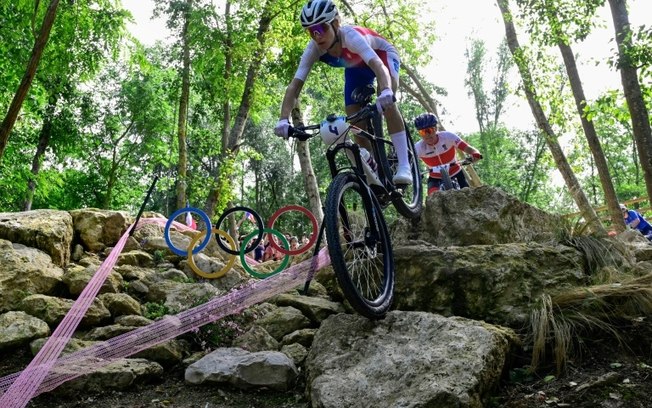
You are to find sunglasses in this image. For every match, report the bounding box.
[418,127,436,136]
[306,23,329,38]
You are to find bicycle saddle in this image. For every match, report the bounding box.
[351,84,375,105]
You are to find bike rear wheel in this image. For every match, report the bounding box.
[325,173,394,319]
[387,130,423,219]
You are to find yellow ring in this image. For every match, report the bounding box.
[187,228,237,279]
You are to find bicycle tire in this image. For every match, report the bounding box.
[440,167,454,191]
[324,172,394,319]
[388,130,423,219]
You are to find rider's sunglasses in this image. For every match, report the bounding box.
[418,127,436,137]
[306,23,329,38]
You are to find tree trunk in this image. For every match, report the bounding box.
[206,0,276,216]
[0,0,60,161]
[497,0,605,235]
[558,42,625,232]
[204,1,233,219]
[175,0,193,211]
[607,0,652,203]
[291,103,323,224]
[24,96,58,211]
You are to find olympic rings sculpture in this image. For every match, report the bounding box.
[163,205,319,279]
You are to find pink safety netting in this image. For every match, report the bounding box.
[0,218,329,408]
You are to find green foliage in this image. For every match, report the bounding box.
[584,91,648,201]
[465,126,556,210]
[142,301,171,320]
[516,0,603,45]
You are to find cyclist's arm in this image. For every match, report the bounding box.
[454,135,482,160]
[280,43,318,120]
[367,57,393,92]
[461,144,481,157]
[280,77,305,120]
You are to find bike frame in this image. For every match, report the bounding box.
[324,107,406,207]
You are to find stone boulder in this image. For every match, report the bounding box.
[255,306,312,341]
[19,294,111,327]
[393,241,586,327]
[0,311,50,350]
[62,264,124,295]
[52,358,164,395]
[395,186,563,246]
[69,209,131,252]
[185,347,299,391]
[306,311,518,408]
[0,240,65,312]
[0,210,73,267]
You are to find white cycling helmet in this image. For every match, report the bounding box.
[300,0,338,28]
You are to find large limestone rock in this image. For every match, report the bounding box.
[393,242,586,326]
[0,240,65,313]
[69,209,131,252]
[0,210,73,267]
[306,311,518,408]
[395,186,563,246]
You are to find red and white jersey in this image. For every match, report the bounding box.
[295,25,399,81]
[415,131,469,178]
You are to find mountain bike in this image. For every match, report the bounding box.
[288,86,422,319]
[430,156,474,191]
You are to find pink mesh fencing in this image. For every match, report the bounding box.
[0,218,329,408]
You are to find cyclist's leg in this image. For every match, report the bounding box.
[345,67,375,150]
[453,171,470,189]
[381,53,410,183]
[427,177,442,196]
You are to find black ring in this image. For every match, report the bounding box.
[215,206,264,255]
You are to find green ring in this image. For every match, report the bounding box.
[240,228,290,279]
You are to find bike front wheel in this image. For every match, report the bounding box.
[440,168,454,191]
[325,173,395,319]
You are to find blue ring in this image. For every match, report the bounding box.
[164,207,212,256]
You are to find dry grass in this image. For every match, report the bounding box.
[529,273,652,374]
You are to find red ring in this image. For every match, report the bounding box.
[267,205,318,255]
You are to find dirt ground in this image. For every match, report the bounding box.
[2,334,650,408]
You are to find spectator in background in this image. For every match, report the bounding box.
[621,203,652,241]
[254,240,265,262]
[290,236,299,251]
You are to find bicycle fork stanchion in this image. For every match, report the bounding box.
[302,216,327,295]
[130,174,159,237]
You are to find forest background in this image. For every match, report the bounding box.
[0,0,651,234]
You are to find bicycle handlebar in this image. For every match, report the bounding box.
[287,104,379,141]
[430,156,475,172]
[459,156,474,166]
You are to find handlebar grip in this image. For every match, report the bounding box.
[288,126,311,141]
